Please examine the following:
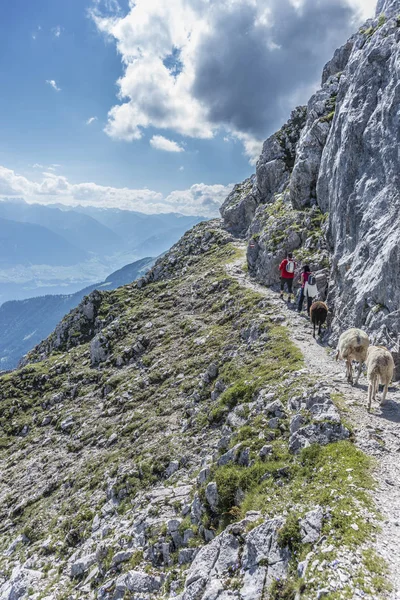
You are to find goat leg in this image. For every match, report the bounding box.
[368,381,373,412]
[354,361,362,385]
[373,378,378,402]
[381,382,389,405]
[347,359,353,385]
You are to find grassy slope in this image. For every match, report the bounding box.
[0,223,386,598]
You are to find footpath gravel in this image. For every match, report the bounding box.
[227,251,400,599]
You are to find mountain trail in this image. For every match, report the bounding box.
[227,246,400,599]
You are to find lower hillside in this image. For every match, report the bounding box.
[0,257,155,372]
[0,221,387,599]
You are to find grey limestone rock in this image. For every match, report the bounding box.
[90,333,110,367]
[60,416,75,432]
[22,290,103,364]
[180,516,290,600]
[259,445,273,458]
[0,566,44,599]
[289,77,339,209]
[165,460,180,478]
[322,40,354,84]
[178,548,198,565]
[70,553,97,579]
[220,108,306,236]
[256,107,307,204]
[116,570,164,594]
[112,550,134,567]
[238,447,250,467]
[197,467,210,485]
[300,506,324,543]
[289,421,350,454]
[376,0,400,16]
[205,482,219,512]
[306,392,341,423]
[220,175,259,236]
[317,14,400,344]
[290,414,305,436]
[265,400,286,418]
[218,444,240,466]
[191,493,205,524]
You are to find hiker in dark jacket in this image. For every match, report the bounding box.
[279,252,296,303]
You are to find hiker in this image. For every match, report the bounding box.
[304,270,318,315]
[279,252,296,303]
[297,265,311,313]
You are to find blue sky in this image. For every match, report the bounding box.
[0,0,375,216]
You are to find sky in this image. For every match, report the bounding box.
[0,0,376,216]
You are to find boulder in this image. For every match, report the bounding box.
[205,482,219,512]
[115,570,164,594]
[300,506,324,544]
[90,333,110,367]
[289,421,349,454]
[70,553,97,579]
[181,516,290,600]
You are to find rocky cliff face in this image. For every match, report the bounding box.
[318,6,400,345]
[221,1,400,359]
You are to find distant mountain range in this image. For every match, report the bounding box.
[0,199,120,254]
[0,217,87,267]
[74,205,205,250]
[0,256,155,371]
[0,199,205,303]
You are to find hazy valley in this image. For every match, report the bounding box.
[0,199,205,305]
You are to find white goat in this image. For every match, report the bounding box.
[366,345,395,411]
[336,328,370,385]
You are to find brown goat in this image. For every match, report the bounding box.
[310,301,328,338]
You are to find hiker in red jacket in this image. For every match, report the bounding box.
[279,252,296,303]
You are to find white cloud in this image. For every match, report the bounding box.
[32,25,41,40]
[150,135,184,153]
[31,163,61,170]
[92,0,122,15]
[86,116,98,125]
[164,183,233,216]
[52,26,61,38]
[179,166,184,171]
[91,0,215,142]
[346,0,376,20]
[46,79,61,92]
[234,132,264,166]
[92,0,374,164]
[0,165,231,217]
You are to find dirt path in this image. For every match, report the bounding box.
[227,252,400,599]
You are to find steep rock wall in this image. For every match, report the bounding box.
[318,10,400,344]
[221,2,400,355]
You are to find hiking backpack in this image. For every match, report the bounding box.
[286,260,295,274]
[308,273,316,286]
